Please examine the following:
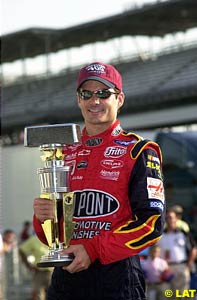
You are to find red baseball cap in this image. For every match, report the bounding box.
[77,62,122,91]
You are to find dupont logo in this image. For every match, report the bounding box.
[104,146,126,158]
[74,189,119,218]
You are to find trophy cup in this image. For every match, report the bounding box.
[24,123,81,267]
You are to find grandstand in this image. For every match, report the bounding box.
[2,45,197,135]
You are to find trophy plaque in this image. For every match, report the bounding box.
[24,123,81,267]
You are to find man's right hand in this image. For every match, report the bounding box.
[33,198,54,223]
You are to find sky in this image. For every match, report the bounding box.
[1,0,156,35]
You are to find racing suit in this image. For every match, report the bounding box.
[33,120,166,300]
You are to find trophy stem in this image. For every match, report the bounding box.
[51,193,60,248]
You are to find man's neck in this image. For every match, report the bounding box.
[85,121,116,136]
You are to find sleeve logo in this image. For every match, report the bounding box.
[147,177,165,202]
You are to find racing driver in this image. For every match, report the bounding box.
[33,62,166,300]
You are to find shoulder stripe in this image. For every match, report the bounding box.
[130,139,149,159]
[130,140,162,163]
[122,131,142,141]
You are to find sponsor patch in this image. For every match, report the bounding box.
[114,140,135,146]
[85,138,103,146]
[65,153,77,160]
[74,189,119,218]
[101,159,124,169]
[67,145,79,151]
[146,161,162,179]
[111,125,122,136]
[147,177,165,202]
[86,63,105,74]
[77,161,88,169]
[78,149,91,156]
[150,201,164,211]
[147,154,160,164]
[100,169,120,181]
[104,146,126,158]
[146,161,161,170]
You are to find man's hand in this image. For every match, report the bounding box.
[62,244,91,273]
[33,198,54,222]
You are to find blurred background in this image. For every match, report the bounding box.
[1,0,197,299]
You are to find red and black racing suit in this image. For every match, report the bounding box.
[33,120,166,300]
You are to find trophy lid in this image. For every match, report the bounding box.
[24,123,81,147]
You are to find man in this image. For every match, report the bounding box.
[1,230,18,299]
[170,204,190,233]
[2,230,17,253]
[19,220,32,242]
[142,244,173,300]
[33,62,165,300]
[19,235,53,300]
[158,209,196,294]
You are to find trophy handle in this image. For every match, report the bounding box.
[63,192,75,248]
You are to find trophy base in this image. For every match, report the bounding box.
[37,249,74,268]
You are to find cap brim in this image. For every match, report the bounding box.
[78,76,115,89]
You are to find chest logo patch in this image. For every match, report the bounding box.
[85,138,103,146]
[101,159,124,169]
[114,140,135,146]
[104,146,126,158]
[74,189,119,218]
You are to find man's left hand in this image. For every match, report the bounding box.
[62,244,91,273]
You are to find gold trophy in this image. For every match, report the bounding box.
[24,123,81,267]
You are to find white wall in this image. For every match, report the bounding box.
[1,145,41,234]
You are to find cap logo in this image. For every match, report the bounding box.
[77,61,122,91]
[86,63,106,75]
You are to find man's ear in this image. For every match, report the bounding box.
[118,92,125,109]
[77,95,81,107]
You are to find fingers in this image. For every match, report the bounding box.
[33,198,54,222]
[63,259,85,273]
[62,245,91,273]
[65,255,89,273]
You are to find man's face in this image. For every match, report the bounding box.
[3,232,17,252]
[77,80,124,132]
[166,211,178,230]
